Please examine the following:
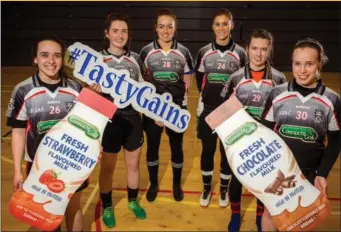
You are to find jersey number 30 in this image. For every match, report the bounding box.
[296,111,308,120]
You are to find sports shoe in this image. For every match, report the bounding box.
[200,189,212,207]
[146,184,159,202]
[102,206,116,228]
[219,189,230,207]
[173,184,184,201]
[128,201,147,219]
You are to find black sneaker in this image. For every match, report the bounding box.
[173,184,184,202]
[146,184,159,202]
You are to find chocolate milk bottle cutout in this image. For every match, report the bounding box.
[205,96,331,231]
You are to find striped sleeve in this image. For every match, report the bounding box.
[328,95,341,131]
[184,48,194,74]
[6,85,27,121]
[261,88,277,122]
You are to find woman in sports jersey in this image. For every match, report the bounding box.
[97,13,146,228]
[195,8,247,209]
[221,29,286,232]
[260,38,341,231]
[6,37,86,232]
[139,8,194,202]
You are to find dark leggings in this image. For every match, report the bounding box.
[201,137,231,180]
[143,115,184,185]
[198,111,232,187]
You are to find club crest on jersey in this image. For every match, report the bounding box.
[65,101,75,112]
[174,59,181,68]
[313,108,324,123]
[229,62,238,72]
[128,67,136,78]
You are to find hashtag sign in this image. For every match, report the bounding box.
[68,48,82,64]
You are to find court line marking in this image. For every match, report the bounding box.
[82,182,99,215]
[1,156,25,168]
[94,195,340,232]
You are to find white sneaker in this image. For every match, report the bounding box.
[200,190,212,207]
[219,190,230,207]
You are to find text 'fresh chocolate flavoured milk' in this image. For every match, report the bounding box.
[205,96,331,231]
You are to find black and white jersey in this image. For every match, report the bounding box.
[262,79,341,170]
[195,41,247,111]
[139,39,194,107]
[222,65,286,119]
[101,49,143,115]
[6,73,82,162]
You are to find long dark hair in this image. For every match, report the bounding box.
[32,35,67,78]
[155,8,177,28]
[103,13,131,51]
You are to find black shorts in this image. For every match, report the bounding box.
[142,114,185,137]
[197,111,216,140]
[26,162,89,193]
[301,169,317,185]
[102,113,144,153]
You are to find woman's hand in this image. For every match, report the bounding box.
[314,176,328,196]
[13,171,24,192]
[89,83,102,93]
[155,121,164,127]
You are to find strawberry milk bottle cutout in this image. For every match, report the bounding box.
[205,96,331,231]
[9,88,117,231]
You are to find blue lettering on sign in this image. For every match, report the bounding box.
[42,134,97,171]
[236,138,282,177]
[65,42,191,133]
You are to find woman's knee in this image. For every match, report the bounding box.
[125,149,141,173]
[66,191,82,213]
[100,152,117,170]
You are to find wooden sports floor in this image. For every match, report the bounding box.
[1,67,340,231]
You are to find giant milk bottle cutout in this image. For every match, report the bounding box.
[205,96,331,231]
[9,88,117,231]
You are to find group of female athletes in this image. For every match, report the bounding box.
[6,7,340,232]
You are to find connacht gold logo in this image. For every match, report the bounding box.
[153,72,179,82]
[207,73,229,83]
[37,120,60,134]
[224,122,258,145]
[68,115,100,140]
[279,125,317,143]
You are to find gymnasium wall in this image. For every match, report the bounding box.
[2,1,341,72]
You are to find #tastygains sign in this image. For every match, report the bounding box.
[65,42,191,133]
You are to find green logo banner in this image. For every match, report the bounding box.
[153,72,179,82]
[279,125,317,142]
[224,122,258,146]
[68,115,100,140]
[37,120,60,134]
